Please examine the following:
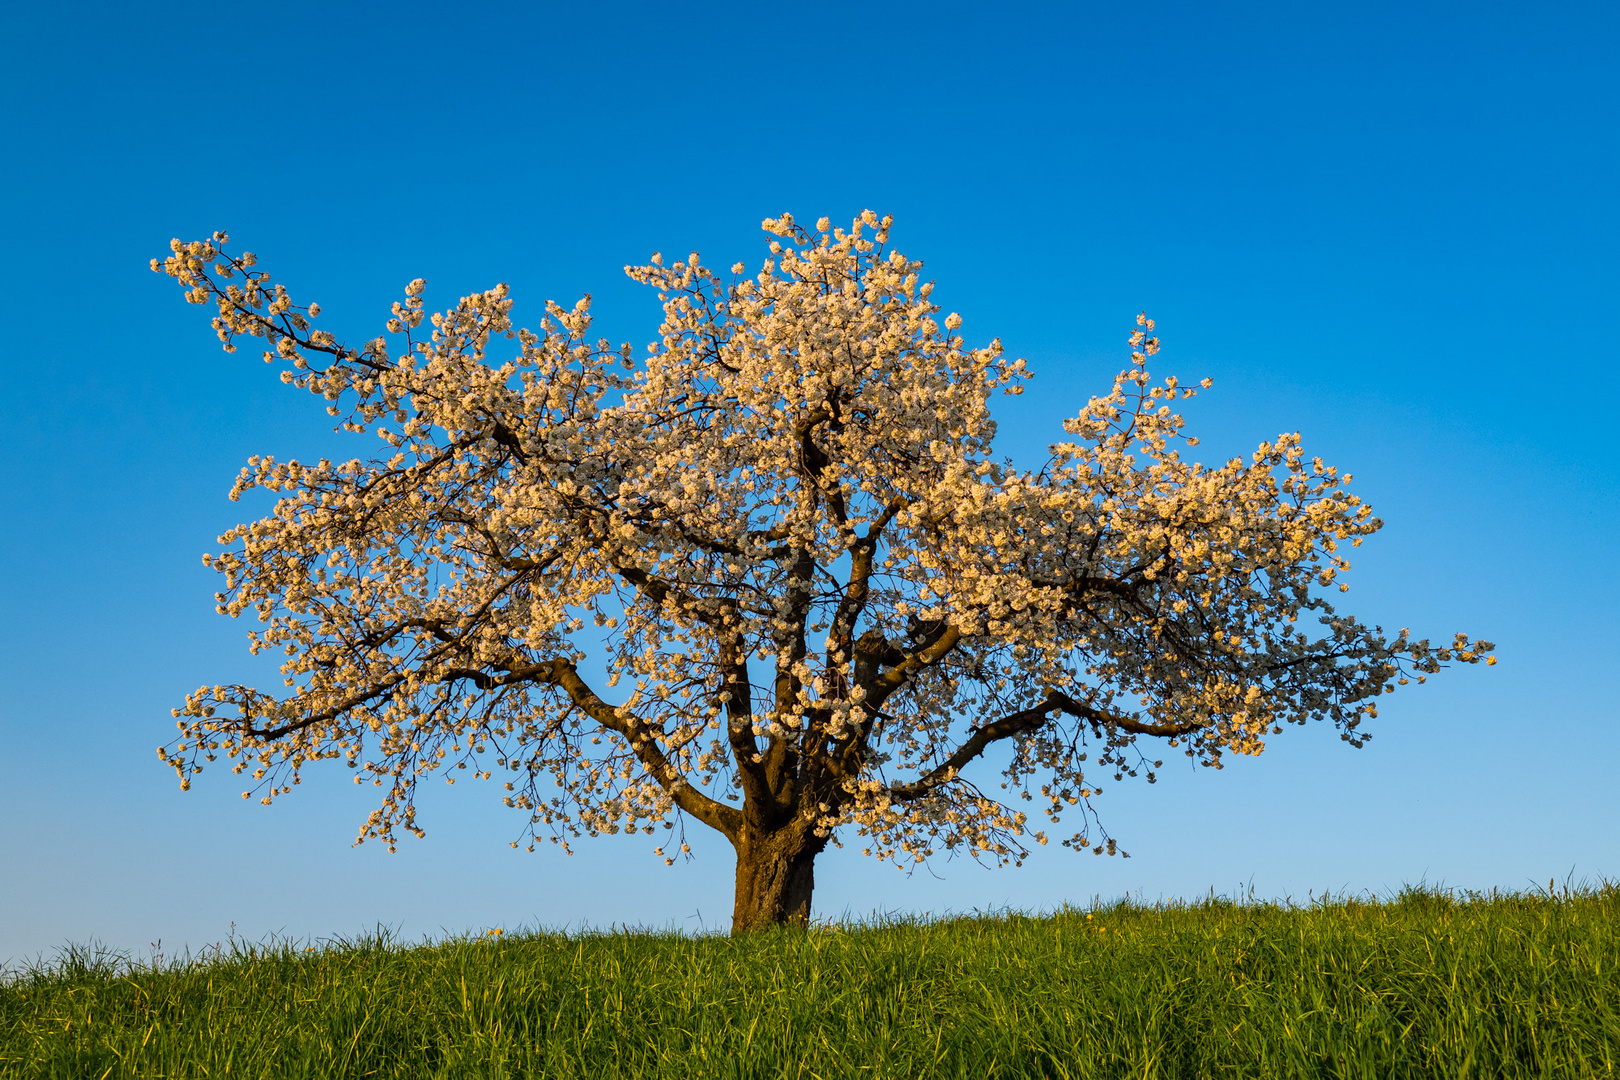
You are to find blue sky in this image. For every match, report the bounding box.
[2,0,1615,962]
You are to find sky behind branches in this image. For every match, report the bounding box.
[2,0,1615,963]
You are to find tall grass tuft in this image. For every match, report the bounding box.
[4,884,1619,1078]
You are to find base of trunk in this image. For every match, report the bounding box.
[731,826,823,932]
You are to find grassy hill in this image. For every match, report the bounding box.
[4,886,1618,1078]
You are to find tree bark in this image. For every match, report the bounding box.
[730,821,823,932]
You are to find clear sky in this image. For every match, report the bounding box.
[2,0,1616,964]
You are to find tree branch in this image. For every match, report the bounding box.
[885,696,1054,802]
[718,630,773,811]
[884,689,1203,803]
[1046,690,1203,738]
[610,558,738,629]
[525,658,741,837]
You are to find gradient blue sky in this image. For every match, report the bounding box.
[3,0,1616,963]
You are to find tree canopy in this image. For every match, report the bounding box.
[153,212,1492,929]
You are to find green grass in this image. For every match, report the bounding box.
[5,885,1619,1078]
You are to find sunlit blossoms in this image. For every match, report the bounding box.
[152,214,1493,929]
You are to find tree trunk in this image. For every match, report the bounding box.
[730,823,823,933]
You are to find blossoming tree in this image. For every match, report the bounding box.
[154,213,1493,930]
